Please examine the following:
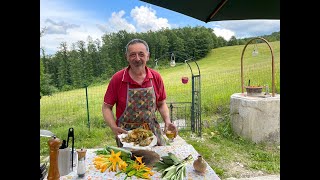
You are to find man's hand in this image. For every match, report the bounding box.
[110,126,128,136]
[102,103,128,136]
[165,122,178,138]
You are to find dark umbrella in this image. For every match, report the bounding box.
[139,0,279,23]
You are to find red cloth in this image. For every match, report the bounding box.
[103,66,167,124]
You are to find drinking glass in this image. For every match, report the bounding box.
[165,126,176,142]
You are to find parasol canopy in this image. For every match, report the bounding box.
[139,0,280,23]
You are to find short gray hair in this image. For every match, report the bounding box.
[125,39,149,54]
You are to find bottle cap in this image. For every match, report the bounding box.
[77,148,87,160]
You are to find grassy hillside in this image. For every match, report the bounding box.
[40,41,280,179]
[157,40,280,114]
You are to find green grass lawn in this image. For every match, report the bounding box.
[40,41,280,179]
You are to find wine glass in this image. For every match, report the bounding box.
[165,125,176,143]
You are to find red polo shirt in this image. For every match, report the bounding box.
[103,66,167,124]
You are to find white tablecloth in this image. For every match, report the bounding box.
[48,136,221,180]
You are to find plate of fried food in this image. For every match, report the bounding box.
[118,128,157,150]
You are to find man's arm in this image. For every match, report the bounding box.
[157,100,171,124]
[157,100,178,137]
[102,103,127,136]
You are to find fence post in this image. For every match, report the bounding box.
[169,103,173,123]
[85,86,90,131]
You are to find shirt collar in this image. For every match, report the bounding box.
[122,66,154,83]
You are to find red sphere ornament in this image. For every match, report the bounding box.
[181,77,189,84]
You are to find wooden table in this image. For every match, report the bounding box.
[49,136,221,180]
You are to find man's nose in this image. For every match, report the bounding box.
[132,53,141,59]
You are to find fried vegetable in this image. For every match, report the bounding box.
[122,128,154,146]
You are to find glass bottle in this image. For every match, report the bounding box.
[265,85,270,95]
[76,148,87,177]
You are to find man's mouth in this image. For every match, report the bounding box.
[133,61,143,66]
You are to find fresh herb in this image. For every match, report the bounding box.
[154,153,193,180]
[94,149,110,155]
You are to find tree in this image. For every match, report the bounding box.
[56,42,73,90]
[40,27,57,96]
[227,36,239,46]
[40,26,279,93]
[77,40,94,87]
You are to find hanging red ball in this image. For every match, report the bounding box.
[181,77,189,84]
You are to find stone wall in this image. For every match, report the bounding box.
[230,93,280,144]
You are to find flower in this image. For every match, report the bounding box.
[108,150,128,172]
[118,160,128,170]
[134,156,143,164]
[93,154,112,173]
[119,155,154,179]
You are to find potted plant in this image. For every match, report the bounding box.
[245,85,263,96]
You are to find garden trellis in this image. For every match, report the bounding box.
[155,51,202,136]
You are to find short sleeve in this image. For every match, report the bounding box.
[150,70,166,102]
[103,76,118,106]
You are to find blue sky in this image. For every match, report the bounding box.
[40,0,280,55]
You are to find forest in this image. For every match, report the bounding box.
[40,26,280,96]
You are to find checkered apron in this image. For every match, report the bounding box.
[117,80,165,146]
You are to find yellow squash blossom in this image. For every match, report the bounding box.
[108,150,128,172]
[93,154,112,172]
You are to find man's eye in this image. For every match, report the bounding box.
[139,53,144,57]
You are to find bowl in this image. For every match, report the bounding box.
[245,86,263,97]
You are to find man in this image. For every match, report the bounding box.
[102,38,177,146]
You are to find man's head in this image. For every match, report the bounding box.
[125,39,150,68]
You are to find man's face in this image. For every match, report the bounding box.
[126,43,150,68]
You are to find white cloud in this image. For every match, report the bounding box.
[40,2,172,55]
[40,0,279,55]
[97,10,136,33]
[44,19,80,34]
[131,6,171,32]
[212,27,235,41]
[209,20,280,39]
[40,0,104,55]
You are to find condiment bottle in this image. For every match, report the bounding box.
[193,155,207,175]
[47,136,61,180]
[265,85,270,95]
[76,148,87,177]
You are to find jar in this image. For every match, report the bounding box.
[193,155,207,174]
[76,148,87,177]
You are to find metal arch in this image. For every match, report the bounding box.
[185,58,201,137]
[154,50,201,76]
[240,37,275,97]
[154,51,193,64]
[155,51,202,137]
[184,59,201,77]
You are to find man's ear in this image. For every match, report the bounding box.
[146,52,151,61]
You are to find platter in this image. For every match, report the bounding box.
[118,130,157,150]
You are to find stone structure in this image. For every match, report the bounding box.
[230,93,280,144]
